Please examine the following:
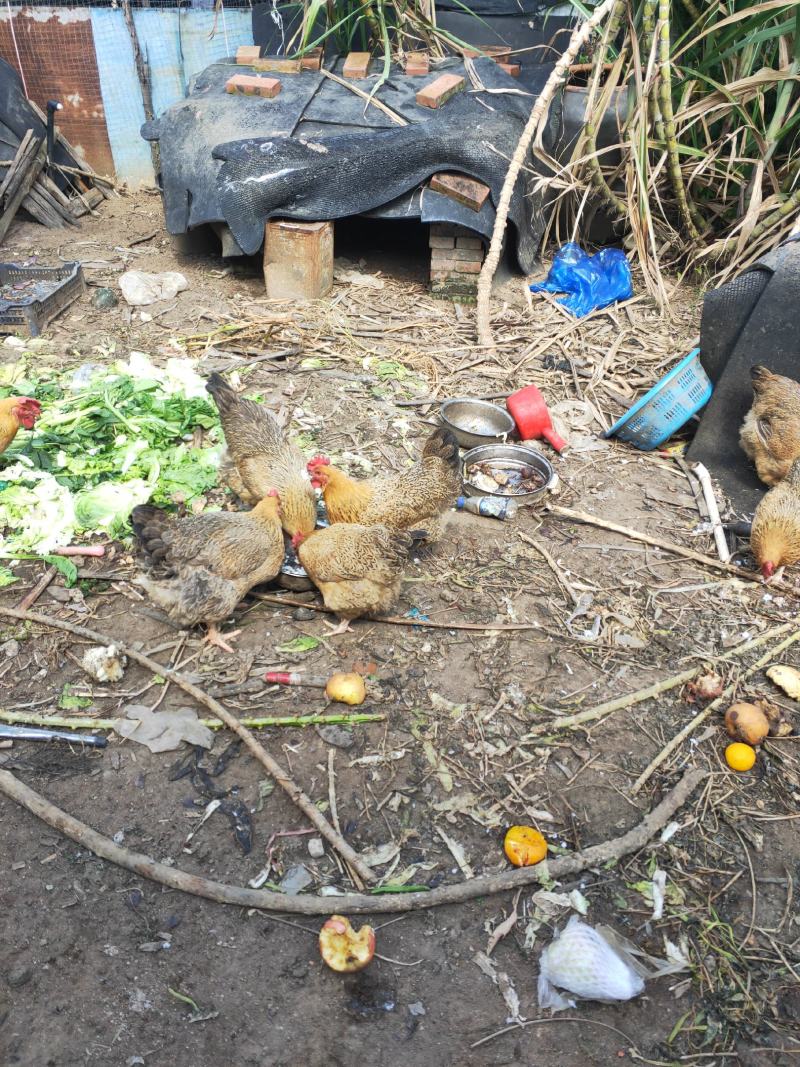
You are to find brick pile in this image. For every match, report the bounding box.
[429,223,485,300]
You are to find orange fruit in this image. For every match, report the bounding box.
[504,825,547,867]
[725,742,756,772]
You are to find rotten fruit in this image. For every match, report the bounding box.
[504,825,547,867]
[724,702,769,746]
[325,672,367,705]
[319,915,376,972]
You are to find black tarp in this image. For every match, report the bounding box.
[686,237,800,515]
[143,55,559,271]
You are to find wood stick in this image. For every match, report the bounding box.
[476,0,616,346]
[0,765,707,915]
[252,591,552,633]
[15,566,58,612]
[630,629,800,795]
[692,462,730,563]
[546,504,799,596]
[0,606,376,884]
[0,709,384,731]
[524,621,793,736]
[318,66,408,126]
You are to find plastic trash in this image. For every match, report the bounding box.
[529,242,633,318]
[537,915,690,1011]
[538,917,644,1010]
[457,495,519,520]
[119,270,189,306]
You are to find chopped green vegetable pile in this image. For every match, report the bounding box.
[0,349,222,557]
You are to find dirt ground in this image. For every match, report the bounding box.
[1,193,799,1067]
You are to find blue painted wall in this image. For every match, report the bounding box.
[91,7,253,184]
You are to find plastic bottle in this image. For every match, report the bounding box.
[456,495,519,521]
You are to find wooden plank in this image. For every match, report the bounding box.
[22,184,65,228]
[0,139,46,242]
[28,178,77,227]
[0,130,33,201]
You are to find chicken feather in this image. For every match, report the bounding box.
[308,426,461,540]
[740,365,800,486]
[750,458,800,579]
[131,494,284,650]
[206,372,316,538]
[297,523,419,624]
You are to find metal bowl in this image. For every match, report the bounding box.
[462,443,557,503]
[440,398,515,450]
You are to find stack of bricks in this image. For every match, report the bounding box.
[429,223,484,300]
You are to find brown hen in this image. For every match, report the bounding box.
[296,523,419,634]
[131,493,284,651]
[206,372,316,539]
[750,459,800,581]
[307,426,461,540]
[740,365,800,486]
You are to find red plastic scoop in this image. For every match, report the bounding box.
[506,385,566,453]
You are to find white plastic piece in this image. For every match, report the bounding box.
[537,916,645,1011]
[119,270,189,306]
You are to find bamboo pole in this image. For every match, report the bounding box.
[475,0,617,348]
[0,709,385,731]
[656,0,702,243]
[523,620,793,737]
[631,628,800,795]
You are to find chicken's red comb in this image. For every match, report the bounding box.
[16,397,41,411]
[266,488,279,497]
[307,455,331,469]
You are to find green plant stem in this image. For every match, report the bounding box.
[641,0,666,144]
[581,0,628,218]
[746,185,800,246]
[657,0,702,243]
[0,709,384,731]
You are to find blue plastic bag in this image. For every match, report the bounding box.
[529,242,633,318]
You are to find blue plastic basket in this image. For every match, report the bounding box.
[604,348,712,451]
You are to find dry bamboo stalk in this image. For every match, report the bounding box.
[0,709,384,731]
[318,66,408,126]
[546,504,799,596]
[476,0,617,348]
[0,766,707,915]
[524,621,793,736]
[692,463,731,563]
[0,606,376,884]
[631,628,800,794]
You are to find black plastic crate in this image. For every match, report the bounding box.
[0,261,85,337]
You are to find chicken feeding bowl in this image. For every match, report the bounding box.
[440,398,516,450]
[604,348,711,451]
[462,443,557,503]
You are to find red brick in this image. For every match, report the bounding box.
[429,172,490,212]
[226,74,282,99]
[497,61,521,77]
[405,51,430,76]
[253,56,302,74]
[416,74,465,110]
[343,52,371,79]
[264,220,334,300]
[452,247,483,261]
[301,48,323,71]
[463,45,511,63]
[236,45,262,65]
[456,236,483,249]
[453,261,482,274]
[429,235,455,249]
